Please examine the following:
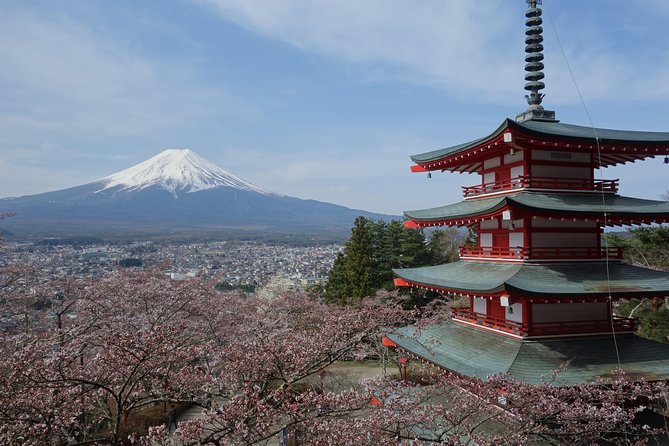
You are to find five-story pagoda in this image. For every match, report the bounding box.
[389,0,669,385]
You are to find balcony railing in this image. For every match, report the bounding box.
[452,307,637,337]
[458,246,624,261]
[462,176,619,198]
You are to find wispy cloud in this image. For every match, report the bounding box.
[0,6,252,197]
[193,0,669,106]
[192,0,521,101]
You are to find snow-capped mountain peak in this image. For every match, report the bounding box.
[97,149,275,196]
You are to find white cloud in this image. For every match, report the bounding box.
[0,8,237,142]
[193,0,669,106]
[0,6,254,198]
[193,0,521,101]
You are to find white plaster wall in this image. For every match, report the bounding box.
[480,233,493,248]
[483,172,496,186]
[532,302,608,322]
[506,302,523,323]
[480,219,499,230]
[501,219,523,229]
[473,297,487,315]
[510,165,524,179]
[509,232,524,248]
[504,151,524,164]
[483,157,501,169]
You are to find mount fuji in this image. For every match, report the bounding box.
[0,149,395,240]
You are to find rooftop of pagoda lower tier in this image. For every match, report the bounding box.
[393,260,669,298]
[403,191,669,227]
[386,321,669,386]
[410,118,669,172]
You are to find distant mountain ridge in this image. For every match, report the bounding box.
[0,149,396,240]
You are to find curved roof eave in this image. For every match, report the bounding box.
[409,118,669,167]
[404,195,507,223]
[410,119,512,164]
[404,192,669,224]
[515,119,669,144]
[394,261,669,297]
[387,322,669,385]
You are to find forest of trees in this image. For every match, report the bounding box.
[321,217,465,304]
[609,226,669,342]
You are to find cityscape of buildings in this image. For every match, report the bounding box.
[0,239,342,331]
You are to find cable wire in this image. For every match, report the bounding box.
[543,2,623,371]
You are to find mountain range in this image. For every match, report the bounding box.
[0,149,396,240]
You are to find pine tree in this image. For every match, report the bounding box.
[342,217,376,301]
[323,252,348,302]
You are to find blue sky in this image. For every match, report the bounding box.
[1,0,668,215]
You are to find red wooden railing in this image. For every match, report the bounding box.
[462,176,619,198]
[458,246,624,261]
[451,307,637,337]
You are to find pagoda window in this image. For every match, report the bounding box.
[531,164,592,180]
[532,302,608,324]
[532,218,598,228]
[532,232,598,249]
[532,150,592,164]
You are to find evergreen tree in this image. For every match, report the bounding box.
[379,220,404,289]
[399,226,430,267]
[324,218,434,303]
[343,217,376,301]
[323,252,348,302]
[429,228,465,264]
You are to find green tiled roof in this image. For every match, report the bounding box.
[404,192,669,222]
[519,119,669,144]
[405,195,506,222]
[394,261,669,297]
[511,193,669,216]
[410,118,669,163]
[387,322,669,385]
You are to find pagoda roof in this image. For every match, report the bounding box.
[393,260,669,298]
[387,322,669,385]
[410,118,669,170]
[404,191,669,226]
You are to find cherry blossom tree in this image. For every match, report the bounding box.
[0,268,219,445]
[1,265,667,446]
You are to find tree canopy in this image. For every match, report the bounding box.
[0,265,665,445]
[323,217,463,304]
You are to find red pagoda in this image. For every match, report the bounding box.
[389,0,669,385]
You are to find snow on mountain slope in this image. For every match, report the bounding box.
[96,149,275,197]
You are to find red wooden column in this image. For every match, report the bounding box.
[522,297,532,336]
